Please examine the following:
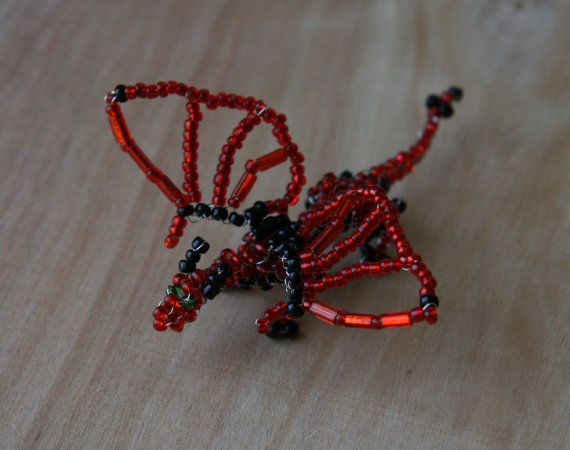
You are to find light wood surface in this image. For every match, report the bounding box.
[1,1,569,448]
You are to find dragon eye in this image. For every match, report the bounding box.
[165,285,184,299]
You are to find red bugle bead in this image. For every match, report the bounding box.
[254,148,288,172]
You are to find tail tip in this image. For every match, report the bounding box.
[425,85,464,119]
[448,86,463,102]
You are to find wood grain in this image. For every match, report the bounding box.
[1,0,569,448]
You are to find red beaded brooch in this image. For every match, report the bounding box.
[105,82,462,338]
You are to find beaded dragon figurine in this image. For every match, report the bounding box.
[105,82,462,338]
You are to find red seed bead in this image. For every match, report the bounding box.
[153,307,168,321]
[172,273,189,287]
[420,286,435,296]
[424,305,438,324]
[183,310,198,322]
[153,320,168,332]
[410,307,426,323]
[170,319,185,332]
[164,234,179,248]
[125,85,137,100]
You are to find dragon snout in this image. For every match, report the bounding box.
[153,236,234,332]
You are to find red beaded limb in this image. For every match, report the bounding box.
[256,301,289,333]
[121,139,184,204]
[303,259,402,293]
[305,299,435,330]
[366,87,460,185]
[212,112,262,206]
[296,176,442,330]
[164,215,189,248]
[182,100,202,202]
[301,188,393,274]
[307,217,344,255]
[106,101,185,206]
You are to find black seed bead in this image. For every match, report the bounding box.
[285,243,297,253]
[283,248,298,259]
[272,242,288,255]
[288,287,303,302]
[277,240,291,251]
[177,204,195,217]
[253,201,269,217]
[289,279,304,290]
[285,258,300,270]
[287,301,305,318]
[291,235,304,248]
[186,249,201,263]
[209,273,226,288]
[379,177,391,192]
[290,221,301,232]
[252,217,278,241]
[420,295,440,308]
[202,283,219,299]
[191,236,210,253]
[178,259,195,273]
[229,212,245,226]
[276,214,292,225]
[115,84,127,103]
[277,227,292,240]
[217,263,233,278]
[211,206,228,221]
[340,170,353,179]
[392,198,407,213]
[192,236,206,249]
[425,94,440,109]
[304,200,311,209]
[267,322,282,338]
[439,103,454,118]
[287,270,302,284]
[284,321,299,338]
[449,86,463,102]
[244,207,260,223]
[195,203,211,218]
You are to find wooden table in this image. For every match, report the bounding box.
[1,1,569,448]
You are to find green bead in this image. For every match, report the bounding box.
[180,296,196,309]
[166,285,176,296]
[166,285,184,298]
